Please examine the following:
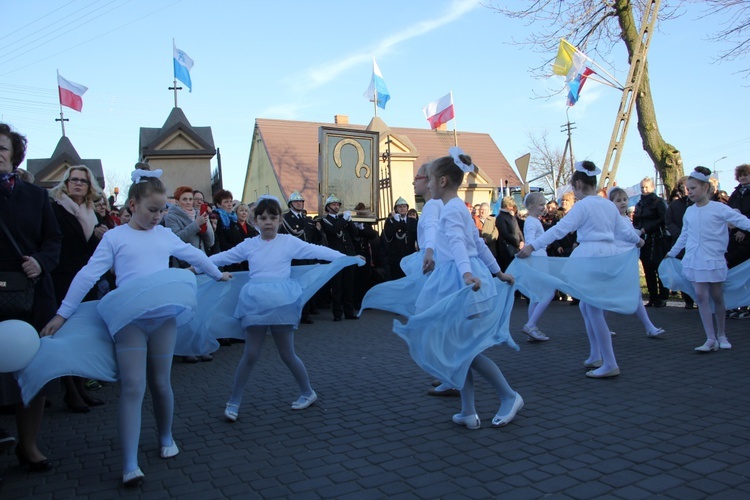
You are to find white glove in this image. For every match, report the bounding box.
[343,211,351,221]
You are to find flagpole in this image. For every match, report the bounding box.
[168,38,181,108]
[585,59,624,89]
[374,89,378,118]
[55,69,67,137]
[451,91,457,147]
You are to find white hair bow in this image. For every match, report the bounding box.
[131,169,163,184]
[689,170,710,182]
[449,147,475,173]
[574,161,601,177]
[257,194,281,204]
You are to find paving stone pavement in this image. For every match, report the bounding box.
[1,299,748,499]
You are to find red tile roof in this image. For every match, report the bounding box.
[254,118,520,207]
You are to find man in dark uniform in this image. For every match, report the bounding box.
[383,196,418,280]
[279,191,320,324]
[320,194,358,321]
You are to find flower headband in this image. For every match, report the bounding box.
[574,161,601,177]
[257,194,281,205]
[449,146,475,173]
[131,169,163,184]
[689,170,710,182]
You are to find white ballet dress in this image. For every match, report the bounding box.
[206,234,360,330]
[509,196,642,314]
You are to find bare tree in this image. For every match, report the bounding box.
[526,130,570,195]
[704,0,750,76]
[488,0,685,194]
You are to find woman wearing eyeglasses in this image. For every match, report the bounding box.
[49,166,109,413]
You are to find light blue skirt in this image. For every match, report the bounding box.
[390,257,517,388]
[16,268,217,405]
[360,250,429,318]
[191,256,363,339]
[508,248,641,315]
[659,257,750,309]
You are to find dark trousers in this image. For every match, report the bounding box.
[331,266,355,319]
[641,258,667,302]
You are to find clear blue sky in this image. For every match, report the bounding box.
[2,0,748,203]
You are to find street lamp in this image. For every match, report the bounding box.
[713,156,727,170]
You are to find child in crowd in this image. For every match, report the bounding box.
[520,192,553,342]
[393,148,520,430]
[609,187,665,337]
[665,166,750,351]
[207,195,362,422]
[517,161,643,378]
[41,166,231,487]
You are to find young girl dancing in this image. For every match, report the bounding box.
[40,166,231,487]
[664,166,750,351]
[609,187,665,337]
[516,161,643,378]
[207,195,362,422]
[520,192,553,342]
[360,161,441,318]
[392,148,520,430]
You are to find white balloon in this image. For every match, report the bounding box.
[0,320,40,373]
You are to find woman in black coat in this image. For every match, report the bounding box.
[49,165,109,412]
[633,177,669,307]
[216,202,258,271]
[0,123,61,472]
[495,196,524,272]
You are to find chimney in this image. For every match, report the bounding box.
[437,123,447,131]
[334,115,349,125]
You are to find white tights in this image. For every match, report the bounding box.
[526,292,555,329]
[459,354,515,416]
[228,325,313,407]
[114,318,177,475]
[579,302,618,374]
[692,282,726,341]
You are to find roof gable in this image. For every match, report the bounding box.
[139,107,216,158]
[252,118,519,205]
[25,136,104,189]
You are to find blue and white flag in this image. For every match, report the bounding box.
[173,41,194,92]
[363,58,390,109]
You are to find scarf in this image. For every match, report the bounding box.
[0,170,17,196]
[56,193,97,240]
[215,207,237,228]
[182,204,196,219]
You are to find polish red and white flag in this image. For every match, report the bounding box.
[57,72,88,112]
[422,91,454,130]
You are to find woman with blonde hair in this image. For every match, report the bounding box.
[49,165,109,412]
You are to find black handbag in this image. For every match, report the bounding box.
[0,216,36,316]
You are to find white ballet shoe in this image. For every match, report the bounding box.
[647,327,665,337]
[586,367,620,379]
[452,413,480,429]
[717,336,732,350]
[224,402,239,422]
[583,359,603,369]
[160,441,179,459]
[122,468,144,488]
[492,393,524,427]
[291,391,317,410]
[521,325,549,342]
[695,339,718,352]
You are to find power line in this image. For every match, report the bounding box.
[0,0,77,43]
[0,0,126,65]
[0,0,183,78]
